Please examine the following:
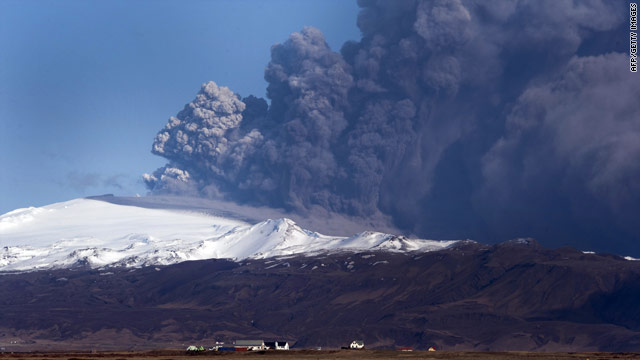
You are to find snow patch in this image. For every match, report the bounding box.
[0,198,460,272]
[0,207,49,230]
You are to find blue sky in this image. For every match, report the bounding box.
[0,0,360,214]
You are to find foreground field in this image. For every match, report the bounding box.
[0,350,639,360]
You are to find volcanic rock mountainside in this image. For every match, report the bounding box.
[1,240,640,352]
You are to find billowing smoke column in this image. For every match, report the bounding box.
[145,0,640,255]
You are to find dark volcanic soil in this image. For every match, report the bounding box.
[1,240,640,352]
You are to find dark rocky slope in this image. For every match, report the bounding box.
[1,240,639,351]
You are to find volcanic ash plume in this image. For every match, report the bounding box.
[145,0,640,255]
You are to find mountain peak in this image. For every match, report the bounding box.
[0,197,458,272]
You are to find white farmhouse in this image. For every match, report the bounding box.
[350,340,364,349]
[265,341,289,350]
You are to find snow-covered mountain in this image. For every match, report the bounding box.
[0,198,458,272]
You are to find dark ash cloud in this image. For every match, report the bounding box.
[478,53,640,251]
[145,0,639,255]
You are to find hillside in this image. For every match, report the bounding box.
[1,240,639,351]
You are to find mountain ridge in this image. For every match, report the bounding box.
[0,197,457,272]
[3,196,640,352]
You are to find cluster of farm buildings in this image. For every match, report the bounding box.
[187,340,290,352]
[186,340,436,352]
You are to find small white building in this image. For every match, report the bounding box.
[265,341,289,350]
[350,340,364,349]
